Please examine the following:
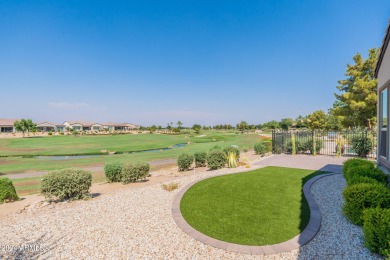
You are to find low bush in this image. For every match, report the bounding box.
[223,146,240,160]
[0,178,19,204]
[177,153,194,171]
[48,132,53,136]
[351,135,373,158]
[121,162,150,184]
[345,166,388,186]
[342,158,375,176]
[194,152,207,167]
[342,183,390,225]
[207,150,227,170]
[60,132,64,135]
[348,175,383,186]
[104,162,123,182]
[162,182,179,191]
[363,208,390,257]
[41,169,92,201]
[242,147,248,153]
[254,142,266,155]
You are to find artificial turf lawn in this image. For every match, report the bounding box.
[180,166,325,245]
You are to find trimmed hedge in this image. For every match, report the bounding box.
[207,150,227,170]
[348,175,382,186]
[254,142,266,155]
[223,146,240,160]
[345,165,388,186]
[342,158,375,176]
[363,208,390,257]
[342,183,390,225]
[178,153,194,171]
[194,152,207,167]
[0,178,19,204]
[121,162,150,184]
[41,169,92,201]
[104,162,123,182]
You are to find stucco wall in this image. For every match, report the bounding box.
[378,42,390,88]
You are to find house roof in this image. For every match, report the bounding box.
[375,19,390,78]
[65,121,101,127]
[37,122,58,127]
[0,118,18,126]
[102,122,126,127]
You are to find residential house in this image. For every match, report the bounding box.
[0,118,17,132]
[63,121,102,131]
[375,20,390,171]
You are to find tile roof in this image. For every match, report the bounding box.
[0,118,18,126]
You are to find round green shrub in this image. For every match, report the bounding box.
[342,183,390,225]
[41,169,92,201]
[223,146,240,160]
[177,153,194,171]
[363,208,390,257]
[104,162,123,182]
[254,142,266,155]
[194,152,207,167]
[345,165,388,186]
[0,178,19,204]
[121,162,150,184]
[351,135,373,158]
[348,175,382,186]
[207,150,227,170]
[343,158,375,176]
[242,147,249,153]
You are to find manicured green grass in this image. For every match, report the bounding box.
[180,166,325,245]
[0,131,266,174]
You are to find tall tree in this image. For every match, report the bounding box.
[192,124,201,134]
[14,119,36,137]
[280,118,294,130]
[306,110,327,130]
[176,121,183,130]
[333,48,378,128]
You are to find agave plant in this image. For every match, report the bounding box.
[226,151,237,168]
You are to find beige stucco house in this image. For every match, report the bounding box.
[0,118,17,132]
[375,20,390,171]
[63,121,103,131]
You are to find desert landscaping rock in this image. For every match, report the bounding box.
[0,155,381,259]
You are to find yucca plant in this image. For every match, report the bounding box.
[226,151,237,168]
[291,133,296,155]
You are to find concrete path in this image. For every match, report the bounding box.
[254,154,345,173]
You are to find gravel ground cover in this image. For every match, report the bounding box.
[0,155,382,259]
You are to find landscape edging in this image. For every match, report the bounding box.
[171,171,339,255]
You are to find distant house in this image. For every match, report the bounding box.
[36,122,57,132]
[102,122,140,131]
[0,118,17,132]
[63,121,102,131]
[375,20,390,171]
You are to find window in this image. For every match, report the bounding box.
[380,88,387,158]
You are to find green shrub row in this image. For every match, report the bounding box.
[0,178,19,204]
[342,158,390,257]
[104,162,150,183]
[41,169,92,201]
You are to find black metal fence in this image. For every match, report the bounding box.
[272,130,377,158]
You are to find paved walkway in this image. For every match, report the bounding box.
[254,154,345,173]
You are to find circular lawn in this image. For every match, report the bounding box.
[180,166,324,245]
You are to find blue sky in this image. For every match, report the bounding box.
[1,1,389,126]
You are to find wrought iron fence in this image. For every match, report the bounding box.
[272,130,377,158]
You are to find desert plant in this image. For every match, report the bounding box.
[41,169,92,201]
[254,142,266,155]
[48,132,53,136]
[242,147,249,153]
[121,162,150,184]
[351,135,373,158]
[177,153,194,171]
[207,150,227,170]
[343,183,390,225]
[194,152,207,167]
[0,178,19,204]
[291,133,296,155]
[363,208,390,257]
[104,162,123,183]
[162,182,179,191]
[223,146,240,160]
[226,151,237,168]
